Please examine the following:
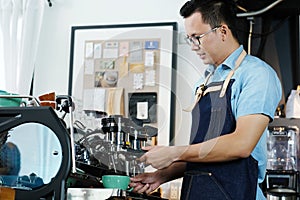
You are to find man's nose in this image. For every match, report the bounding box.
[191,43,200,51]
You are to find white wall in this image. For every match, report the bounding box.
[34,0,207,146]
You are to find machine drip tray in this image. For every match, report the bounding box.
[67,188,168,200]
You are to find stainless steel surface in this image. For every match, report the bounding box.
[267,195,297,200]
[267,188,298,200]
[67,188,116,200]
[67,188,168,200]
[265,171,298,191]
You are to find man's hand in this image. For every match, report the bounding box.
[129,172,162,194]
[139,146,187,169]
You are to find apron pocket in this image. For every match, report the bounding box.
[181,171,232,200]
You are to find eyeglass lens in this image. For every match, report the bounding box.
[185,26,220,46]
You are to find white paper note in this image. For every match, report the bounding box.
[145,51,154,67]
[103,48,118,59]
[133,73,144,90]
[85,42,93,58]
[145,70,156,86]
[137,102,148,120]
[83,88,106,111]
[84,59,94,75]
[94,43,102,58]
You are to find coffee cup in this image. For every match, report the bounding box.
[102,175,131,190]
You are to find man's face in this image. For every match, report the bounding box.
[184,12,220,65]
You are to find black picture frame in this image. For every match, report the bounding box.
[68,22,177,145]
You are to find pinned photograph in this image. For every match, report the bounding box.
[95,71,118,88]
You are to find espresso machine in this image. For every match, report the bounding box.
[73,114,157,178]
[69,113,167,200]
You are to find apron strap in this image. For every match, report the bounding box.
[183,70,214,112]
[202,85,222,96]
[219,50,247,97]
[183,49,247,112]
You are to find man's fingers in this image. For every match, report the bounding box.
[136,183,150,194]
[131,182,145,192]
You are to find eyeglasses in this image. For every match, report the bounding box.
[185,25,221,46]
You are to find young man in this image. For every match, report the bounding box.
[130,0,282,199]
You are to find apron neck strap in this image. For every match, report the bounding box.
[183,49,247,112]
[219,50,247,97]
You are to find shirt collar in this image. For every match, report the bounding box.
[221,45,244,70]
[204,45,245,77]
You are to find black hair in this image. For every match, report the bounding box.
[180,0,240,41]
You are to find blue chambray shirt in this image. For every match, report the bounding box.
[194,45,282,199]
